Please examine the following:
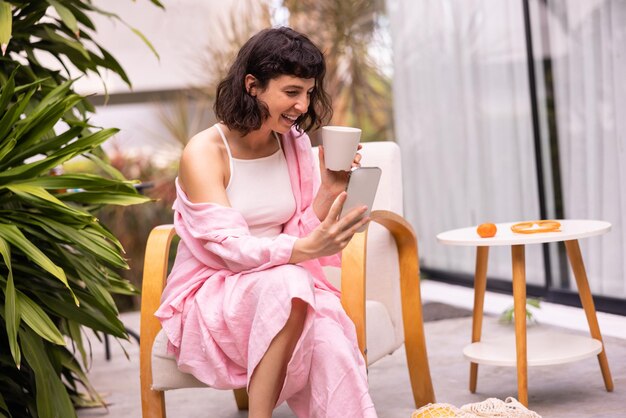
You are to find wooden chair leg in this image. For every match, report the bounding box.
[341,211,436,407]
[141,386,166,418]
[373,211,436,407]
[402,266,436,408]
[564,239,614,391]
[469,246,489,393]
[141,225,176,418]
[233,388,249,410]
[511,245,528,407]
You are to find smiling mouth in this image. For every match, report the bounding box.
[281,114,299,122]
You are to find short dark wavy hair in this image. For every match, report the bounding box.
[214,27,332,135]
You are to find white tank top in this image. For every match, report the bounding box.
[215,124,296,238]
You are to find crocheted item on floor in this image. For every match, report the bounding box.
[412,397,542,418]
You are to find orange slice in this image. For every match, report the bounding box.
[511,220,561,234]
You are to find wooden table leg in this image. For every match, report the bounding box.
[564,239,614,391]
[469,246,489,393]
[511,245,528,406]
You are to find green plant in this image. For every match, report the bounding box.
[96,145,178,311]
[499,298,542,324]
[0,1,159,416]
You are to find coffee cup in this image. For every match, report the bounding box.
[321,126,361,171]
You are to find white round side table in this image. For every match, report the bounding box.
[436,220,613,406]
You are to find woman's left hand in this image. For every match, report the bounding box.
[313,144,362,220]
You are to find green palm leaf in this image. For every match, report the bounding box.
[0,128,119,184]
[0,137,15,161]
[0,236,20,368]
[17,290,65,345]
[2,125,85,167]
[8,184,79,211]
[37,293,126,337]
[19,329,76,418]
[0,392,10,416]
[0,89,36,141]
[60,190,152,206]
[47,0,79,35]
[83,152,127,180]
[14,173,139,193]
[0,223,78,304]
[0,68,16,112]
[65,320,88,368]
[0,1,12,54]
[29,217,127,268]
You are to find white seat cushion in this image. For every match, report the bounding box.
[365,300,397,364]
[151,330,207,390]
[151,300,396,390]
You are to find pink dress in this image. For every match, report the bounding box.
[155,125,377,417]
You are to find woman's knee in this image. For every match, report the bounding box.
[267,264,314,292]
[251,265,315,318]
[278,298,309,351]
[289,298,308,324]
[273,264,311,279]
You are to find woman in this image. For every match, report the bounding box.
[156,27,377,418]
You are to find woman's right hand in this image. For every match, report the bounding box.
[290,192,370,264]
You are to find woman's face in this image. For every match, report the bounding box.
[248,75,316,134]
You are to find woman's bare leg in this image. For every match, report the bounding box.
[248,298,308,418]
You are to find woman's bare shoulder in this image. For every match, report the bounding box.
[181,126,227,169]
[179,125,230,204]
[183,126,224,156]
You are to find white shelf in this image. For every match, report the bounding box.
[463,331,602,367]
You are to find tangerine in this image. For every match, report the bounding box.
[477,223,497,238]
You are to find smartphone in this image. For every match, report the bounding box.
[340,167,382,232]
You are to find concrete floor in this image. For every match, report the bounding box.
[78,297,625,418]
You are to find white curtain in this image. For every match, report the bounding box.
[549,0,626,297]
[387,0,545,283]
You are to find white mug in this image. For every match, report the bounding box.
[321,126,361,171]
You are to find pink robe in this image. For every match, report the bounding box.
[155,127,377,417]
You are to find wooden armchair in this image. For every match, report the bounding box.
[139,141,435,417]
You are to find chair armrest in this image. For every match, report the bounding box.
[340,210,435,406]
[340,210,414,360]
[340,223,368,356]
[140,224,176,415]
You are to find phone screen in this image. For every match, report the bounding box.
[340,167,382,231]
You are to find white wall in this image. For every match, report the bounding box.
[73,0,238,95]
